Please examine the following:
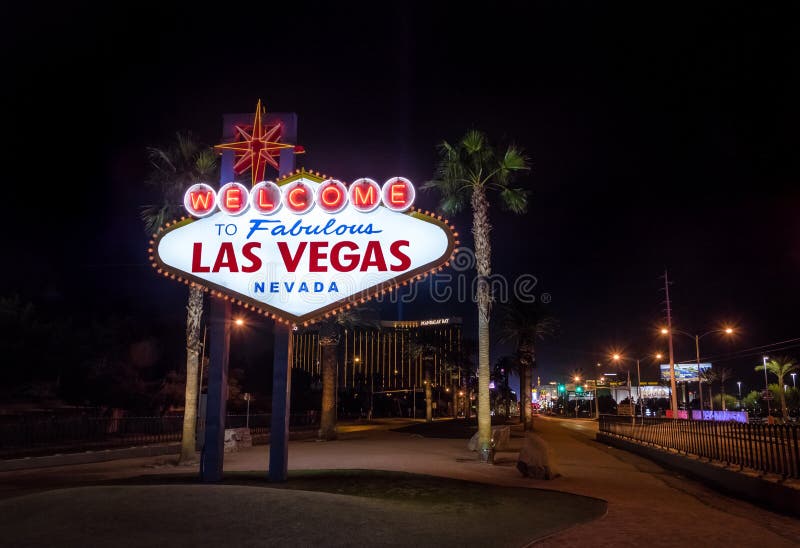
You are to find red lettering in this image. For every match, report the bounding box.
[225,188,242,211]
[277,242,307,272]
[353,185,376,207]
[360,241,387,271]
[212,242,239,272]
[288,187,307,210]
[257,188,275,211]
[309,242,329,272]
[190,191,214,211]
[241,242,262,273]
[390,183,406,205]
[191,242,210,272]
[390,240,411,271]
[330,241,360,272]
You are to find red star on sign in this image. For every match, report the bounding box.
[215,99,305,186]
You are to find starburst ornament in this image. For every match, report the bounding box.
[215,99,305,186]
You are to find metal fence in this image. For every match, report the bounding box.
[599,414,800,479]
[0,413,320,459]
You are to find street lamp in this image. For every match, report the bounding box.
[762,356,772,421]
[612,352,663,423]
[659,326,735,418]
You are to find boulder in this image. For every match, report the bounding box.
[468,425,511,452]
[223,427,253,453]
[517,432,560,479]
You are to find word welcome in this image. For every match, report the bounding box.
[184,177,415,218]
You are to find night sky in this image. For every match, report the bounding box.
[5,3,800,392]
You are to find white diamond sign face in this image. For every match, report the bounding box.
[151,173,457,324]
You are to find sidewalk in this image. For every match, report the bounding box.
[1,416,798,546]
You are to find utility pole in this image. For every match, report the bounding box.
[695,334,704,418]
[664,270,679,418]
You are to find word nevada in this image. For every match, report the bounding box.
[184,177,415,217]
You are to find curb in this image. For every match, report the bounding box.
[0,443,181,472]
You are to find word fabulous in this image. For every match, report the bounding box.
[183,177,415,218]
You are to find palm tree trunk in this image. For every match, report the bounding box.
[319,343,338,440]
[179,285,203,464]
[779,375,788,420]
[472,186,492,462]
[523,363,534,430]
[425,369,433,422]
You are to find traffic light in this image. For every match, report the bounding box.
[557,384,566,393]
[576,385,584,394]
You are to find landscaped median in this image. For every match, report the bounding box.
[0,470,607,547]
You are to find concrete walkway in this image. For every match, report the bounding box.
[1,416,798,546]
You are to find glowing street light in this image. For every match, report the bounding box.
[235,318,244,326]
[659,326,735,416]
[762,356,771,420]
[612,352,663,423]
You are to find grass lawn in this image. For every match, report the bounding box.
[0,470,606,547]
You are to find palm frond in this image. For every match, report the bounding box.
[194,149,218,177]
[140,203,173,234]
[499,187,528,214]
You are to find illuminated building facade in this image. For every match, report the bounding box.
[292,317,464,391]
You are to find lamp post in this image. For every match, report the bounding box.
[197,318,247,434]
[660,327,734,419]
[612,353,662,425]
[762,356,772,420]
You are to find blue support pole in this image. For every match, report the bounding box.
[268,113,297,481]
[269,323,293,481]
[200,298,231,482]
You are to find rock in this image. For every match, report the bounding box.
[223,428,253,453]
[517,432,560,479]
[467,425,511,452]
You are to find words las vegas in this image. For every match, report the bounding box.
[183,177,418,292]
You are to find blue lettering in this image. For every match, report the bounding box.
[299,282,309,292]
[329,282,338,292]
[254,282,265,293]
[314,282,323,292]
[284,282,295,292]
[270,282,279,293]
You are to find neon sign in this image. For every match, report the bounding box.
[151,170,458,325]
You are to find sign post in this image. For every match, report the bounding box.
[200,297,230,482]
[150,101,458,482]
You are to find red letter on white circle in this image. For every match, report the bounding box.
[250,181,282,215]
[283,181,315,214]
[349,178,381,212]
[218,182,249,216]
[184,183,217,217]
[316,179,348,213]
[381,177,415,212]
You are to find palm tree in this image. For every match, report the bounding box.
[315,307,380,440]
[142,132,217,464]
[701,368,718,412]
[409,333,440,423]
[425,130,529,462]
[493,355,519,418]
[717,367,733,411]
[756,356,799,420]
[497,300,557,430]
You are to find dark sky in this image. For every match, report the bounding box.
[5,2,800,391]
